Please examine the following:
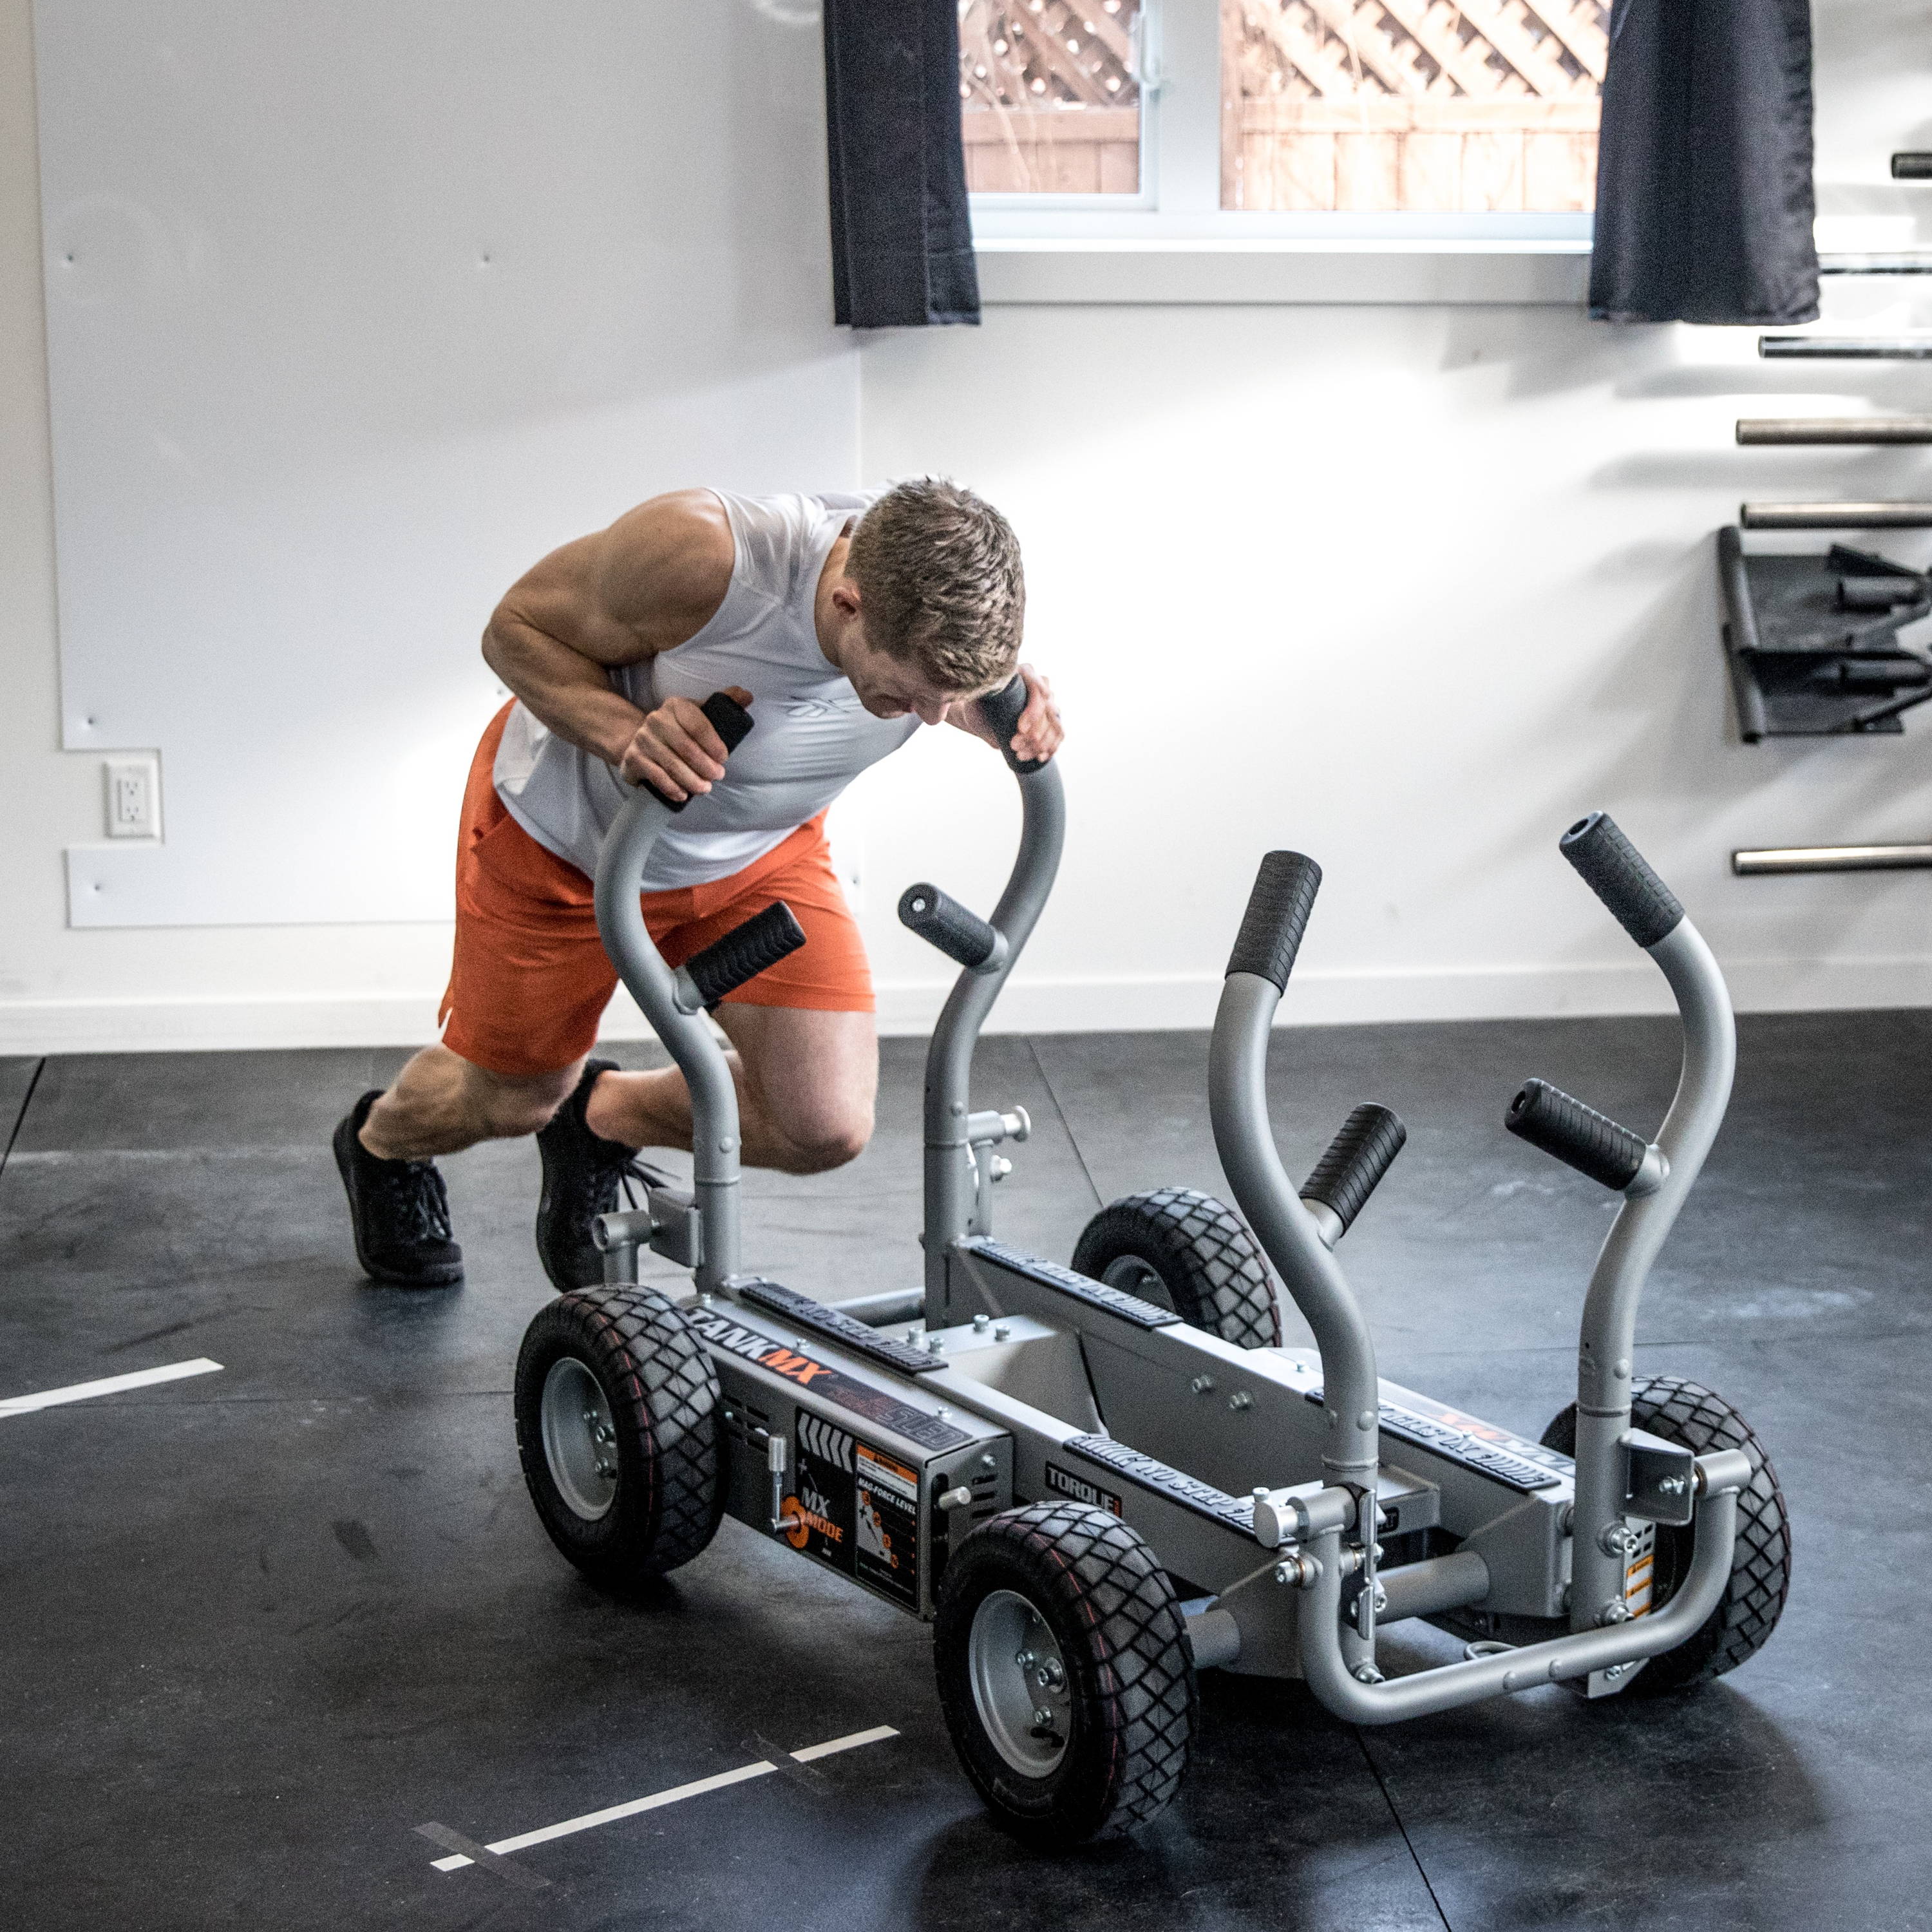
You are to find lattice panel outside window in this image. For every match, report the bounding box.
[959,0,1145,194]
[1225,0,1608,211]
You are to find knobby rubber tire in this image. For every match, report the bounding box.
[515,1285,724,1591]
[1072,1188,1282,1349]
[934,1501,1197,1844]
[1542,1377,1790,1691]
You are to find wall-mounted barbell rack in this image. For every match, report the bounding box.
[1727,155,1932,876]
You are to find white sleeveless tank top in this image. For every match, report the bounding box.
[492,489,920,891]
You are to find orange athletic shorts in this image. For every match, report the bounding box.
[438,705,873,1077]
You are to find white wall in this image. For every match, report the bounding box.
[5,0,1931,1053]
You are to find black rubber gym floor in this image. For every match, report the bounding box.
[2,1013,1927,1930]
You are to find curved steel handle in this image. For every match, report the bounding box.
[591,694,757,1293]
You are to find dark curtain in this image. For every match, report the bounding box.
[823,0,980,328]
[1589,0,1818,326]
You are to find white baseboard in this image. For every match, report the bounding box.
[4,956,1931,1056]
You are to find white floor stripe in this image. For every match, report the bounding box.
[430,1725,900,1872]
[0,1358,223,1417]
[790,1725,899,1764]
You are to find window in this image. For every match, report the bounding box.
[964,0,1604,238]
[1223,0,1605,214]
[960,0,1148,197]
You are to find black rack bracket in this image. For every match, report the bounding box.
[1717,527,1932,741]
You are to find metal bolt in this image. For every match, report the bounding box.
[1603,1662,1629,1681]
[1016,1649,1035,1667]
[1228,1390,1255,1412]
[1372,1586,1388,1614]
[972,1313,990,1332]
[1352,1663,1385,1685]
[1253,1486,1269,1501]
[1032,1707,1053,1727]
[1273,1564,1293,1585]
[994,1324,1010,1341]
[926,1334,945,1355]
[1190,1375,1216,1396]
[904,1330,919,1345]
[980,1452,996,1469]
[1036,1658,1064,1688]
[1600,1600,1632,1625]
[1599,1523,1638,1557]
[596,1461,616,1479]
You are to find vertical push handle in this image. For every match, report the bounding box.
[1226,852,1322,991]
[636,691,757,811]
[1560,813,1683,948]
[976,674,1046,776]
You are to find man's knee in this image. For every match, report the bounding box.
[770,1099,874,1175]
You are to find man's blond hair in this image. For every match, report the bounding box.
[846,478,1025,691]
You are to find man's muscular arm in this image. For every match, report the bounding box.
[480,489,746,800]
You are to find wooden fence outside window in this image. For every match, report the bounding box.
[960,0,1607,211]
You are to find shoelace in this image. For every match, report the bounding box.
[611,1155,659,1216]
[372,1159,453,1244]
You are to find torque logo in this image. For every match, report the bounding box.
[1044,1461,1123,1515]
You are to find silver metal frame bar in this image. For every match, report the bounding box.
[1299,1459,1747,1722]
[1208,973,1379,1496]
[594,788,744,1294]
[1567,918,1735,1626]
[922,764,1066,1309]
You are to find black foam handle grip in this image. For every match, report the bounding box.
[1302,1103,1408,1235]
[976,674,1046,776]
[1506,1078,1647,1191]
[1559,812,1683,949]
[639,690,757,814]
[1226,851,1322,991]
[682,901,806,1009]
[898,882,999,969]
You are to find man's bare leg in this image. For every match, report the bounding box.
[584,1006,877,1175]
[358,1045,584,1161]
[360,1008,876,1175]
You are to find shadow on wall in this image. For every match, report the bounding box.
[1434,304,1679,406]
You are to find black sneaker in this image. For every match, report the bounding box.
[534,1059,668,1292]
[332,1090,464,1287]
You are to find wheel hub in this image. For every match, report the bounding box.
[968,1589,1072,1777]
[540,1356,619,1522]
[1100,1255,1168,1303]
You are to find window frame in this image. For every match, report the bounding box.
[965,0,1599,249]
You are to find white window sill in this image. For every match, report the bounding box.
[972,238,1593,307]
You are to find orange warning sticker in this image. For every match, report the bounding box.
[855,1443,920,1609]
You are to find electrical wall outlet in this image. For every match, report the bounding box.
[104,755,162,839]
